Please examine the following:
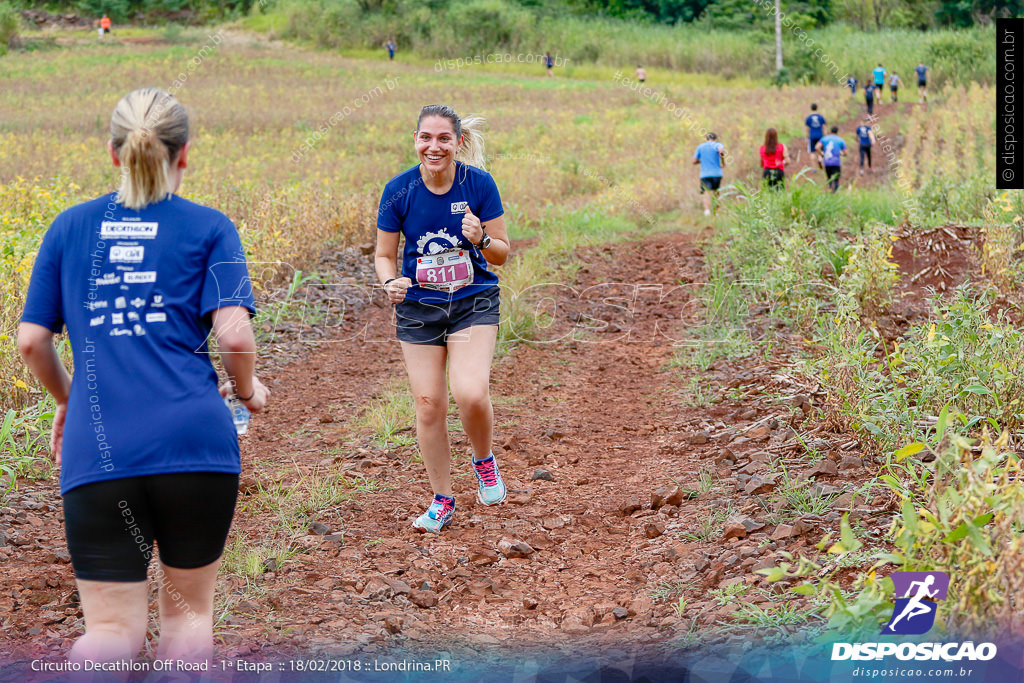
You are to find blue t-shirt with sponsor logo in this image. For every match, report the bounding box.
[856,125,873,147]
[805,113,826,140]
[377,162,503,304]
[873,66,886,84]
[21,193,254,494]
[819,134,847,167]
[693,141,724,179]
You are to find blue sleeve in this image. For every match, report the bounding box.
[21,221,65,333]
[804,116,811,126]
[476,171,504,223]
[200,220,256,319]
[377,181,402,233]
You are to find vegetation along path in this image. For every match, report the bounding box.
[0,224,891,663]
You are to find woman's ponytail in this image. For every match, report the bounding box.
[110,88,189,210]
[455,115,487,171]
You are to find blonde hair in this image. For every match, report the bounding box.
[416,105,487,170]
[110,88,189,210]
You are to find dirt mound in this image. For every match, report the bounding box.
[891,224,983,305]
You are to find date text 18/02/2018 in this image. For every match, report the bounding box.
[226,659,454,674]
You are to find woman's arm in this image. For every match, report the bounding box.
[17,323,70,403]
[375,228,412,303]
[212,306,269,412]
[18,322,71,462]
[476,213,510,267]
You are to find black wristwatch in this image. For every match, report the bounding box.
[475,232,492,250]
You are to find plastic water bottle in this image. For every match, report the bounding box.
[226,398,251,435]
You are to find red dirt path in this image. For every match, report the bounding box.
[0,229,887,672]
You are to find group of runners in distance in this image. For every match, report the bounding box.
[695,61,929,204]
[18,89,508,668]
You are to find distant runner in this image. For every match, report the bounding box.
[99,14,111,39]
[692,132,725,216]
[635,65,647,83]
[865,82,876,116]
[759,127,790,190]
[385,40,396,61]
[855,120,876,174]
[873,64,887,103]
[805,103,826,160]
[846,76,858,96]
[816,126,847,193]
[545,52,554,77]
[916,62,929,102]
[889,72,902,103]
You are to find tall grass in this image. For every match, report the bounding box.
[1,37,841,410]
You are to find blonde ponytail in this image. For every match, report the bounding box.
[110,88,189,210]
[416,105,488,171]
[455,115,487,170]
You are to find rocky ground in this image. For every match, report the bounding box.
[0,229,908,675]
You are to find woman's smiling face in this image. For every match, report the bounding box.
[415,115,460,174]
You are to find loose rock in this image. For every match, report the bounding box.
[531,469,555,482]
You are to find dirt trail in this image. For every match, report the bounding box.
[0,229,888,669]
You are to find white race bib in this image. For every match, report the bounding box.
[415,248,474,293]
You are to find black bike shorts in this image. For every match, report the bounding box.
[63,472,239,582]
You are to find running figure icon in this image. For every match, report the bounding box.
[886,575,938,632]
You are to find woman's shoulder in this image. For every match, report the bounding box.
[383,164,422,193]
[167,195,234,230]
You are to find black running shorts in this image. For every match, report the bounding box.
[63,472,239,582]
[395,286,500,346]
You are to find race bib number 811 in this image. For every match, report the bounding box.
[416,249,474,293]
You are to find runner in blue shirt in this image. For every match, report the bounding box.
[545,52,555,77]
[692,132,725,216]
[915,62,928,103]
[855,120,876,174]
[376,105,511,533]
[385,39,395,60]
[847,76,858,96]
[816,126,848,193]
[873,64,887,103]
[865,82,876,116]
[805,103,826,163]
[18,88,269,668]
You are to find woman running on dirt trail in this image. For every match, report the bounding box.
[759,127,790,190]
[375,104,511,533]
[18,88,269,668]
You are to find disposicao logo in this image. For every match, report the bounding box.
[883,571,949,635]
[831,571,998,662]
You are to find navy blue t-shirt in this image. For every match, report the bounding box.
[865,84,876,99]
[21,193,255,494]
[856,125,873,147]
[805,114,826,139]
[377,162,503,304]
[915,65,928,83]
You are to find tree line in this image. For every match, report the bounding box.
[11,0,1022,27]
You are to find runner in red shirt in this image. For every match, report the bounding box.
[759,128,790,190]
